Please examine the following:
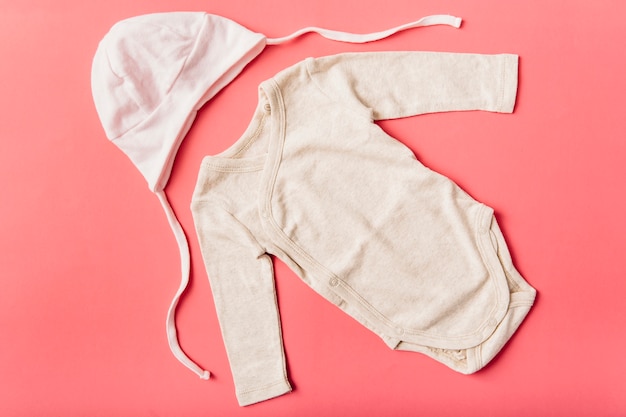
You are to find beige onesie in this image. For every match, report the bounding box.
[190,51,536,406]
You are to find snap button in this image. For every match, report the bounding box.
[329,278,339,287]
[264,103,271,112]
[396,328,405,336]
[488,318,498,327]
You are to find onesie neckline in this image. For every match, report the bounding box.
[200,80,284,174]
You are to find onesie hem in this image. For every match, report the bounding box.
[236,378,292,407]
[498,54,519,113]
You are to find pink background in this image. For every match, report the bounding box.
[1,0,625,416]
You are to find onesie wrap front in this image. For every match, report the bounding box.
[190,51,537,406]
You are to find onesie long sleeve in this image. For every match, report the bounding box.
[191,51,536,406]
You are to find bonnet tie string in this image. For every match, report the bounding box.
[157,190,211,380]
[266,14,461,45]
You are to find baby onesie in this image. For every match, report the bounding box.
[190,51,537,406]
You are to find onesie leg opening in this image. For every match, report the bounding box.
[394,294,533,375]
[395,341,474,374]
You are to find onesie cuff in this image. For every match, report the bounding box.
[236,378,292,406]
[498,54,519,113]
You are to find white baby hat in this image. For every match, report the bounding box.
[91,11,462,380]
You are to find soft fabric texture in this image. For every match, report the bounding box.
[90,11,462,381]
[190,51,536,406]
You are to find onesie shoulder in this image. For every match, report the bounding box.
[300,53,376,117]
